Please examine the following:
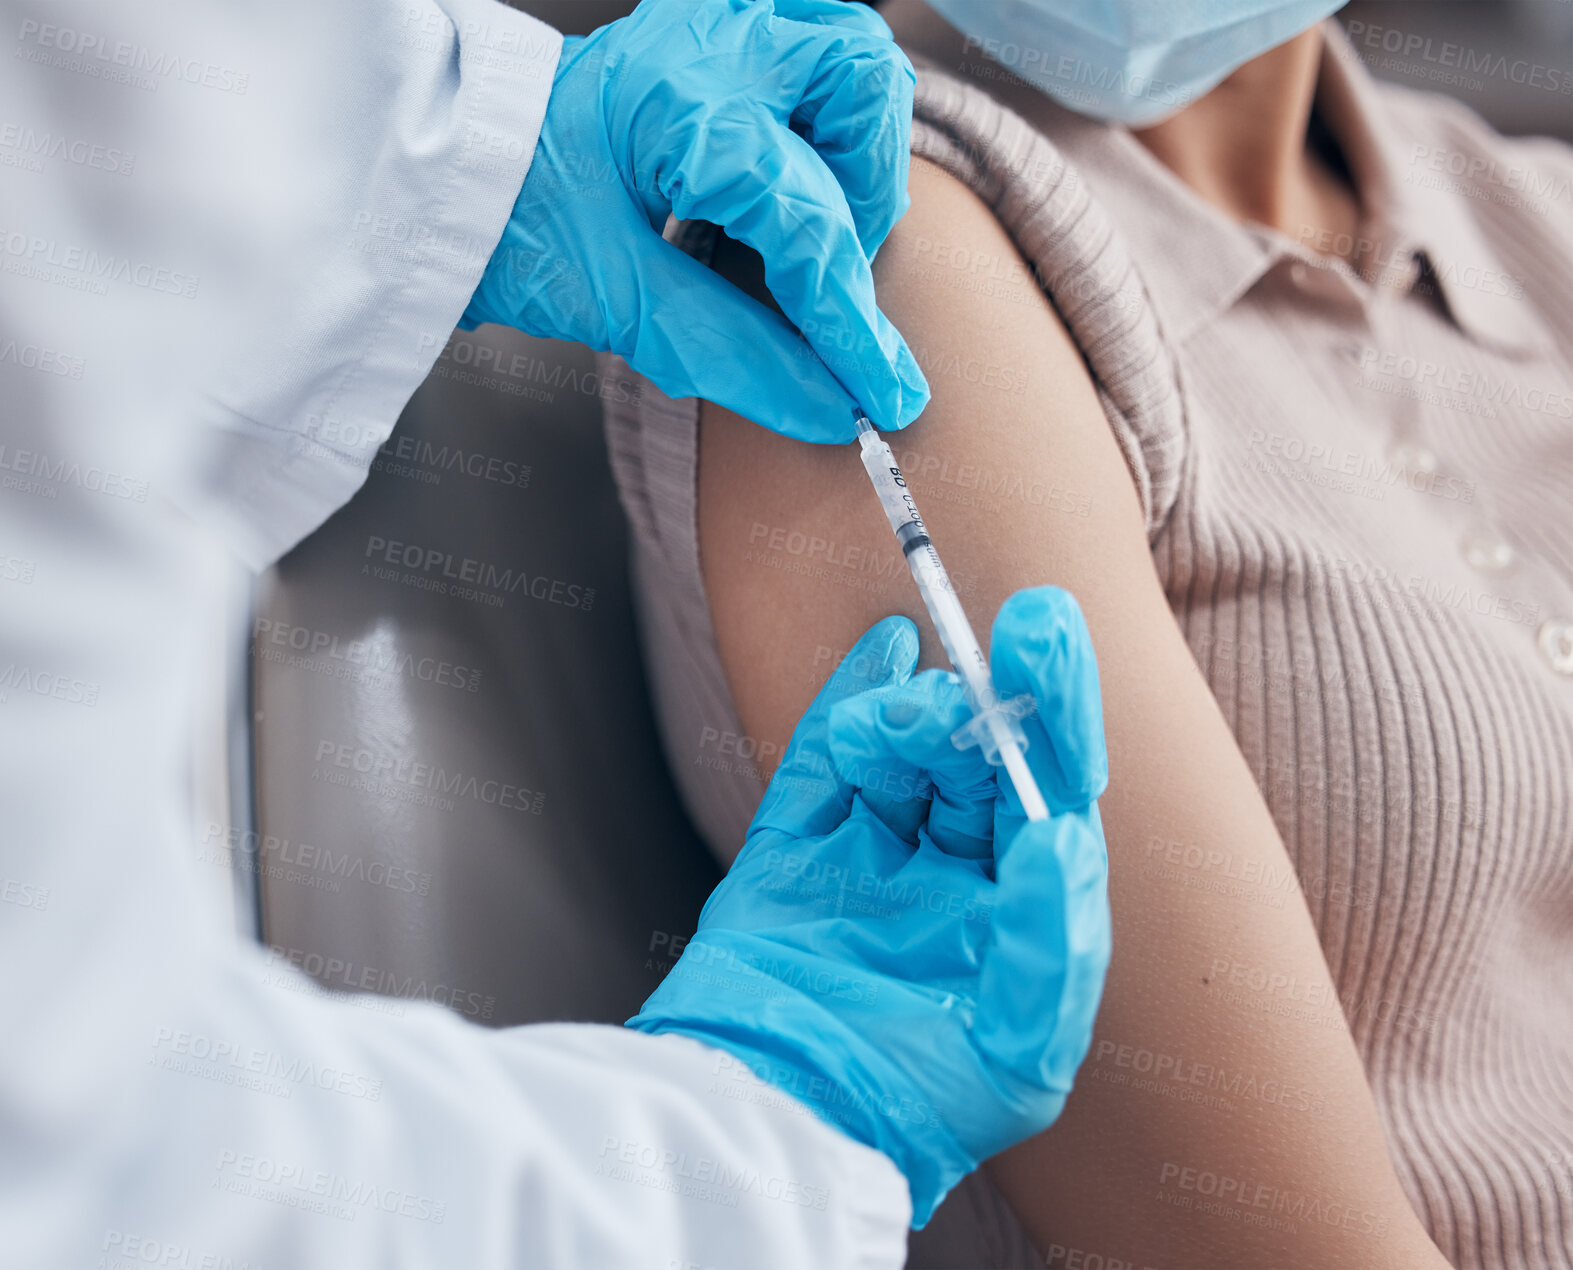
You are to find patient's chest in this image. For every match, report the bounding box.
[1157,272,1573,1049]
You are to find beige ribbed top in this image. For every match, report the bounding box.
[600,23,1573,1269]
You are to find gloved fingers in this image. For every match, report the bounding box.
[832,672,968,854]
[828,670,998,859]
[618,234,878,442]
[770,9,917,259]
[660,110,928,434]
[748,616,920,842]
[844,829,995,980]
[698,797,916,938]
[974,810,1111,1090]
[989,586,1108,818]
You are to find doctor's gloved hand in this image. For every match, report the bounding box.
[461,0,929,441]
[627,589,1111,1226]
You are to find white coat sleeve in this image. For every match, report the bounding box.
[0,0,913,1265]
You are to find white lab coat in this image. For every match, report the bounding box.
[0,1,911,1265]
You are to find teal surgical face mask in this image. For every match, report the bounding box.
[927,0,1346,125]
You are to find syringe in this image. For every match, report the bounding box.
[852,415,1049,823]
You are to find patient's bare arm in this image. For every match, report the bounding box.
[697,159,1449,1267]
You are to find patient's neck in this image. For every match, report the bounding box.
[886,2,1361,264]
[1132,29,1359,259]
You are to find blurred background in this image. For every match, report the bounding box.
[531,0,1573,139]
[1341,0,1573,140]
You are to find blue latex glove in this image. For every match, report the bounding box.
[462,0,930,440]
[628,588,1111,1225]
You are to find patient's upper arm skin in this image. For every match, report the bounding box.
[698,159,1447,1268]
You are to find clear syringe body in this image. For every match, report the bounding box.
[853,416,1050,823]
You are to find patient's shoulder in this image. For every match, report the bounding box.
[892,154,1020,249]
[873,156,1070,349]
[707,155,1154,545]
[887,157,1183,539]
[878,159,1152,523]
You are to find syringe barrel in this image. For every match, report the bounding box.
[914,566,995,708]
[856,430,927,552]
[856,428,995,708]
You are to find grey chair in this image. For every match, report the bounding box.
[250,322,720,1027]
